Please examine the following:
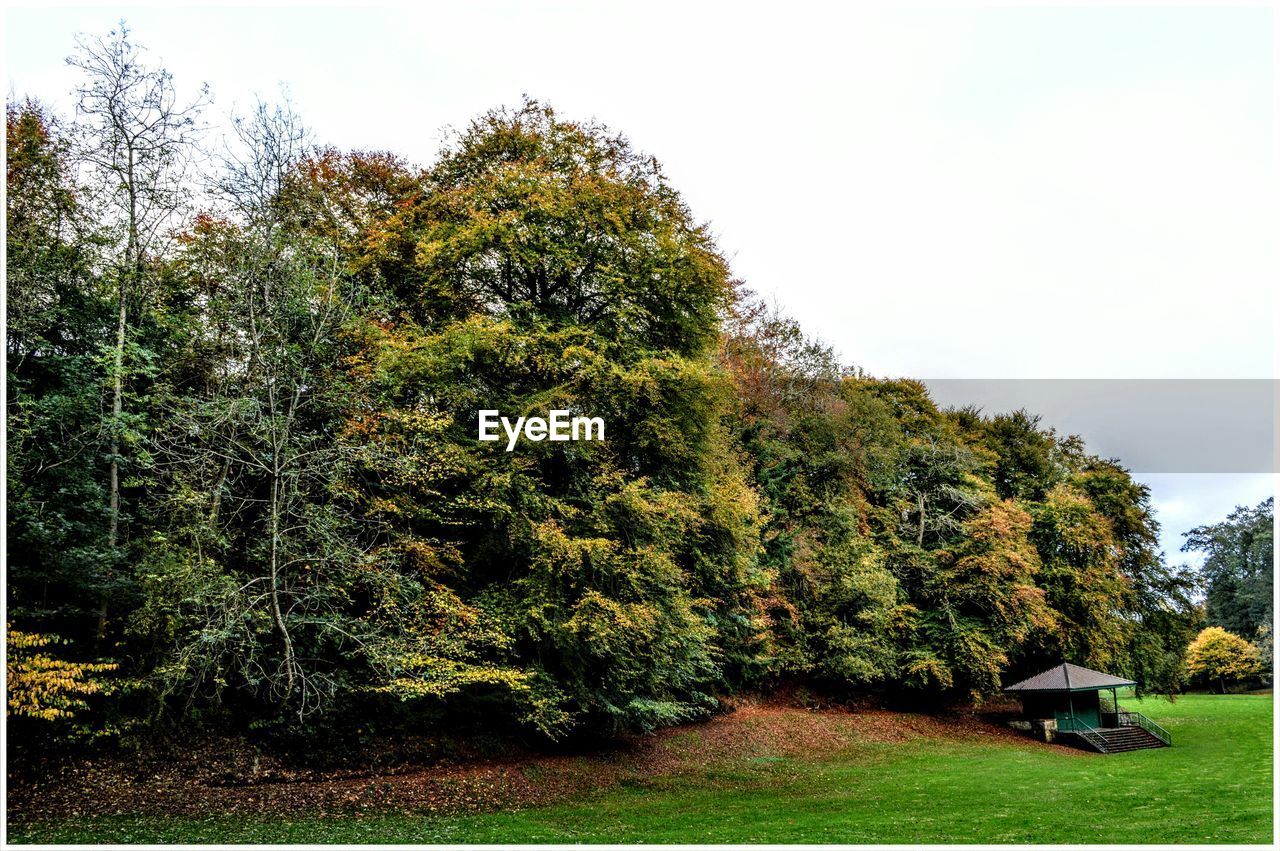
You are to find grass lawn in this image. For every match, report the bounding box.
[9,693,1272,844]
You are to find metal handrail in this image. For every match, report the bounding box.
[1071,719,1110,753]
[1117,708,1172,746]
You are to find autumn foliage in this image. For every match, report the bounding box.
[6,628,116,722]
[1185,627,1263,693]
[6,50,1204,760]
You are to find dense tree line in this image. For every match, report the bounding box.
[7,29,1203,755]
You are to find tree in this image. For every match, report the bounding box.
[897,435,984,551]
[67,25,207,645]
[143,99,373,717]
[719,301,904,691]
[1072,460,1201,695]
[8,64,1218,755]
[983,410,1063,501]
[386,98,731,354]
[345,101,764,735]
[6,101,113,642]
[909,499,1054,699]
[1184,498,1274,640]
[1185,626,1262,693]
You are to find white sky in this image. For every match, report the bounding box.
[4,2,1276,562]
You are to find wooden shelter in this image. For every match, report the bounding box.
[1004,662,1171,753]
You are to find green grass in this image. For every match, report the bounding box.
[9,694,1272,844]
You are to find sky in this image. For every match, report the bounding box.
[4,2,1276,563]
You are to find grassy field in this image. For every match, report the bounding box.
[9,693,1272,844]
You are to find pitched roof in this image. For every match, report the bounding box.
[1004,662,1136,693]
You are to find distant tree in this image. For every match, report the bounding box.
[1254,623,1273,682]
[1183,498,1274,640]
[1185,626,1262,693]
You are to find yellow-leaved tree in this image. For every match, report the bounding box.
[1185,626,1262,694]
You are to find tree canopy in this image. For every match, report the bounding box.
[7,47,1206,757]
[1184,497,1273,643]
[1185,627,1263,693]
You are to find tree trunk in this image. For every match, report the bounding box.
[268,471,296,695]
[917,492,926,548]
[96,261,129,648]
[97,161,140,648]
[208,456,231,523]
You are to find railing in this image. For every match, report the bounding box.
[1117,708,1172,746]
[1071,720,1110,753]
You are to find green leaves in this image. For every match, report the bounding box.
[1185,497,1273,641]
[8,91,1206,754]
[409,99,731,356]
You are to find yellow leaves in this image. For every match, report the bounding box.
[903,655,954,691]
[965,498,1033,545]
[399,539,464,580]
[529,519,617,579]
[8,630,55,650]
[367,496,403,516]
[939,501,1045,621]
[601,476,698,546]
[368,657,535,700]
[6,627,116,722]
[1014,584,1058,634]
[414,237,447,269]
[1185,626,1262,685]
[565,590,646,643]
[1038,483,1120,566]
